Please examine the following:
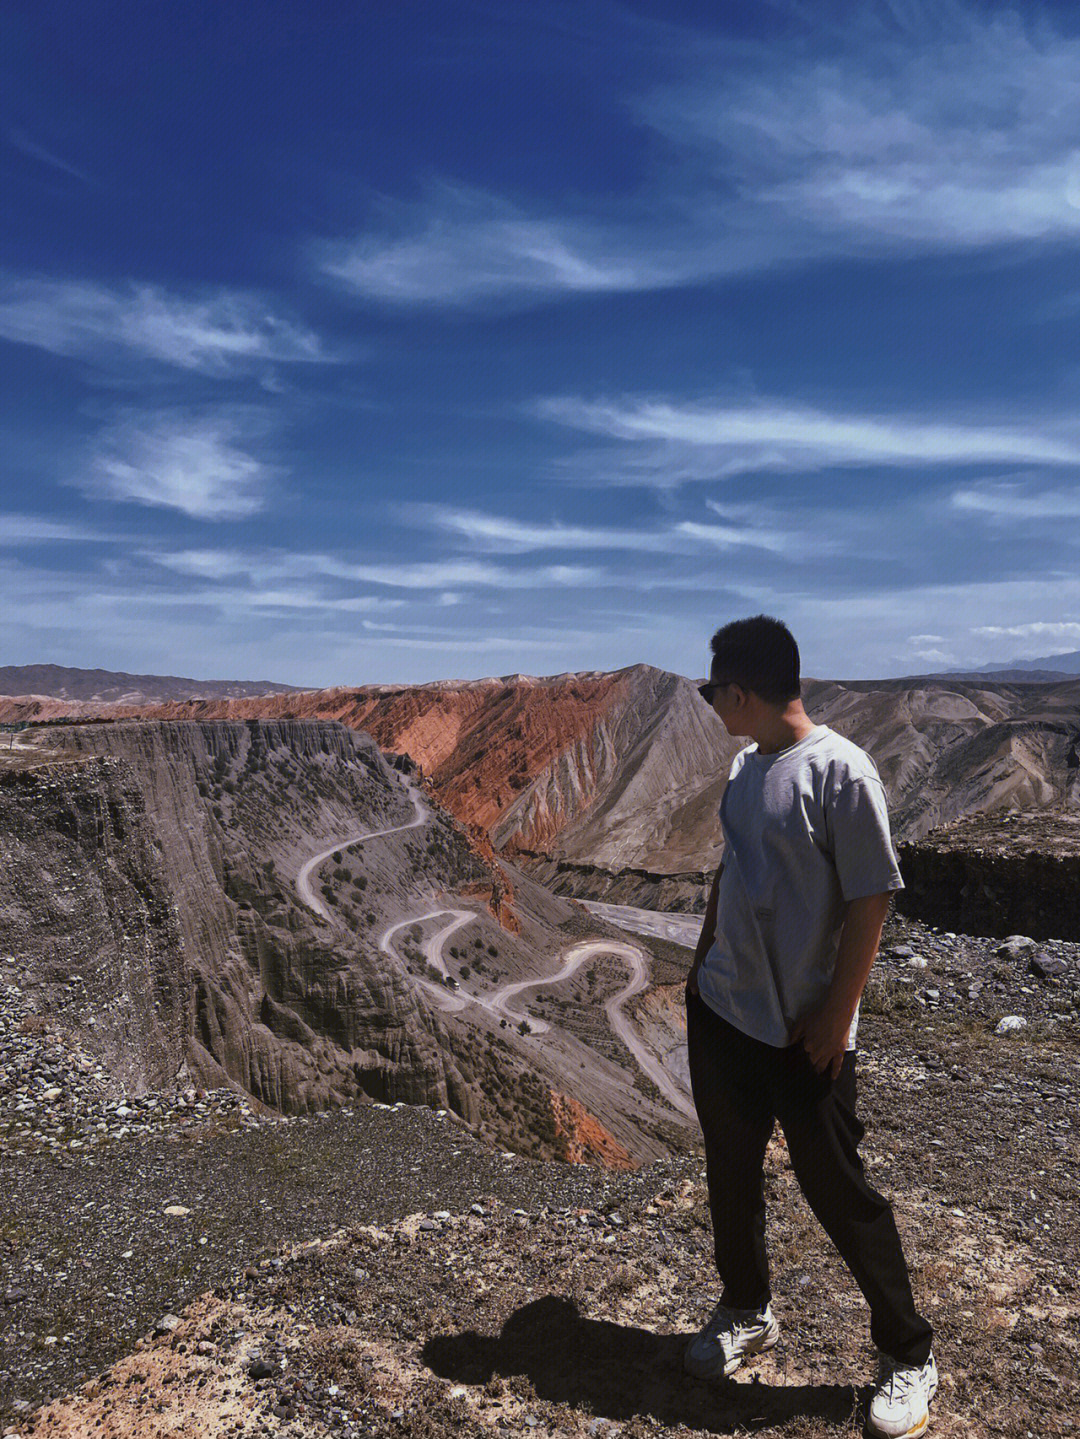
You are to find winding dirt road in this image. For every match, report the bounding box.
[296,783,426,922]
[295,782,693,1119]
[379,915,695,1119]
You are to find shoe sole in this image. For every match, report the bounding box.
[864,1413,928,1439]
[684,1324,779,1380]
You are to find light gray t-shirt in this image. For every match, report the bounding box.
[697,724,903,1050]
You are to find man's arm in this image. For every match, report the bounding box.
[686,862,722,997]
[788,891,892,1077]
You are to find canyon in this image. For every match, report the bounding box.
[3,663,1079,1158]
[0,717,694,1170]
[3,665,1080,1435]
[8,664,1077,912]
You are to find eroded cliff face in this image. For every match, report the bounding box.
[0,755,187,1092]
[12,721,490,1119]
[803,680,1080,839]
[0,668,736,890]
[896,812,1080,940]
[519,855,712,914]
[2,720,695,1166]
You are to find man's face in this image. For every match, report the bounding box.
[698,670,750,736]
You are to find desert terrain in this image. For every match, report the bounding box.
[1,665,1078,1437]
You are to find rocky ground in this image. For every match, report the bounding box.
[864,913,1080,1039]
[3,906,1079,1437]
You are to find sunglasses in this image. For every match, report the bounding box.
[697,679,735,704]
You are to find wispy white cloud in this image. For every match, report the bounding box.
[413,504,797,554]
[82,411,277,519]
[0,513,121,545]
[951,480,1080,521]
[142,585,405,618]
[151,546,604,590]
[0,277,329,374]
[538,396,1080,483]
[315,12,1080,309]
[317,185,665,308]
[972,621,1080,641]
[642,11,1080,261]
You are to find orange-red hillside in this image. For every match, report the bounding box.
[0,669,644,852]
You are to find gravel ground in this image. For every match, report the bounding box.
[1,1100,684,1419]
[11,1023,1079,1439]
[3,913,1079,1435]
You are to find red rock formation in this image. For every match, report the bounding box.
[0,668,645,868]
[548,1089,635,1170]
[11,669,1080,875]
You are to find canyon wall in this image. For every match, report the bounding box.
[3,722,485,1118]
[2,721,678,1165]
[519,854,712,913]
[895,813,1080,941]
[0,754,188,1092]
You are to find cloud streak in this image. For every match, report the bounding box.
[538,397,1080,483]
[7,128,97,186]
[951,481,1080,521]
[0,513,122,545]
[0,277,329,374]
[644,9,1080,260]
[317,186,667,308]
[413,504,798,554]
[973,621,1080,640]
[152,547,604,591]
[315,11,1080,309]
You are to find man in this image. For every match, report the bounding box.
[684,615,936,1439]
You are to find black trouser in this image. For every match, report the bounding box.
[686,988,933,1366]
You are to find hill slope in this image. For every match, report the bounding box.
[5,667,1078,909]
[1,719,693,1165]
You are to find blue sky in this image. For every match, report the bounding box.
[5,0,1080,685]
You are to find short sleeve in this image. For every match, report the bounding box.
[828,777,904,901]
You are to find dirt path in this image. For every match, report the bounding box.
[379,913,695,1119]
[295,783,427,921]
[296,793,693,1118]
[378,909,476,1014]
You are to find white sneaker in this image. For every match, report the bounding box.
[866,1351,938,1438]
[684,1299,779,1379]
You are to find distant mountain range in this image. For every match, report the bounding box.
[0,664,300,705]
[939,649,1080,680]
[984,648,1080,674]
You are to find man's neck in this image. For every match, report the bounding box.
[751,701,818,755]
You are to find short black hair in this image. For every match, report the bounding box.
[709,614,801,705]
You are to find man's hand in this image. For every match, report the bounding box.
[788,1001,852,1079]
[791,892,891,1076]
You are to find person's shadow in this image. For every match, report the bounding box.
[422,1295,863,1432]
